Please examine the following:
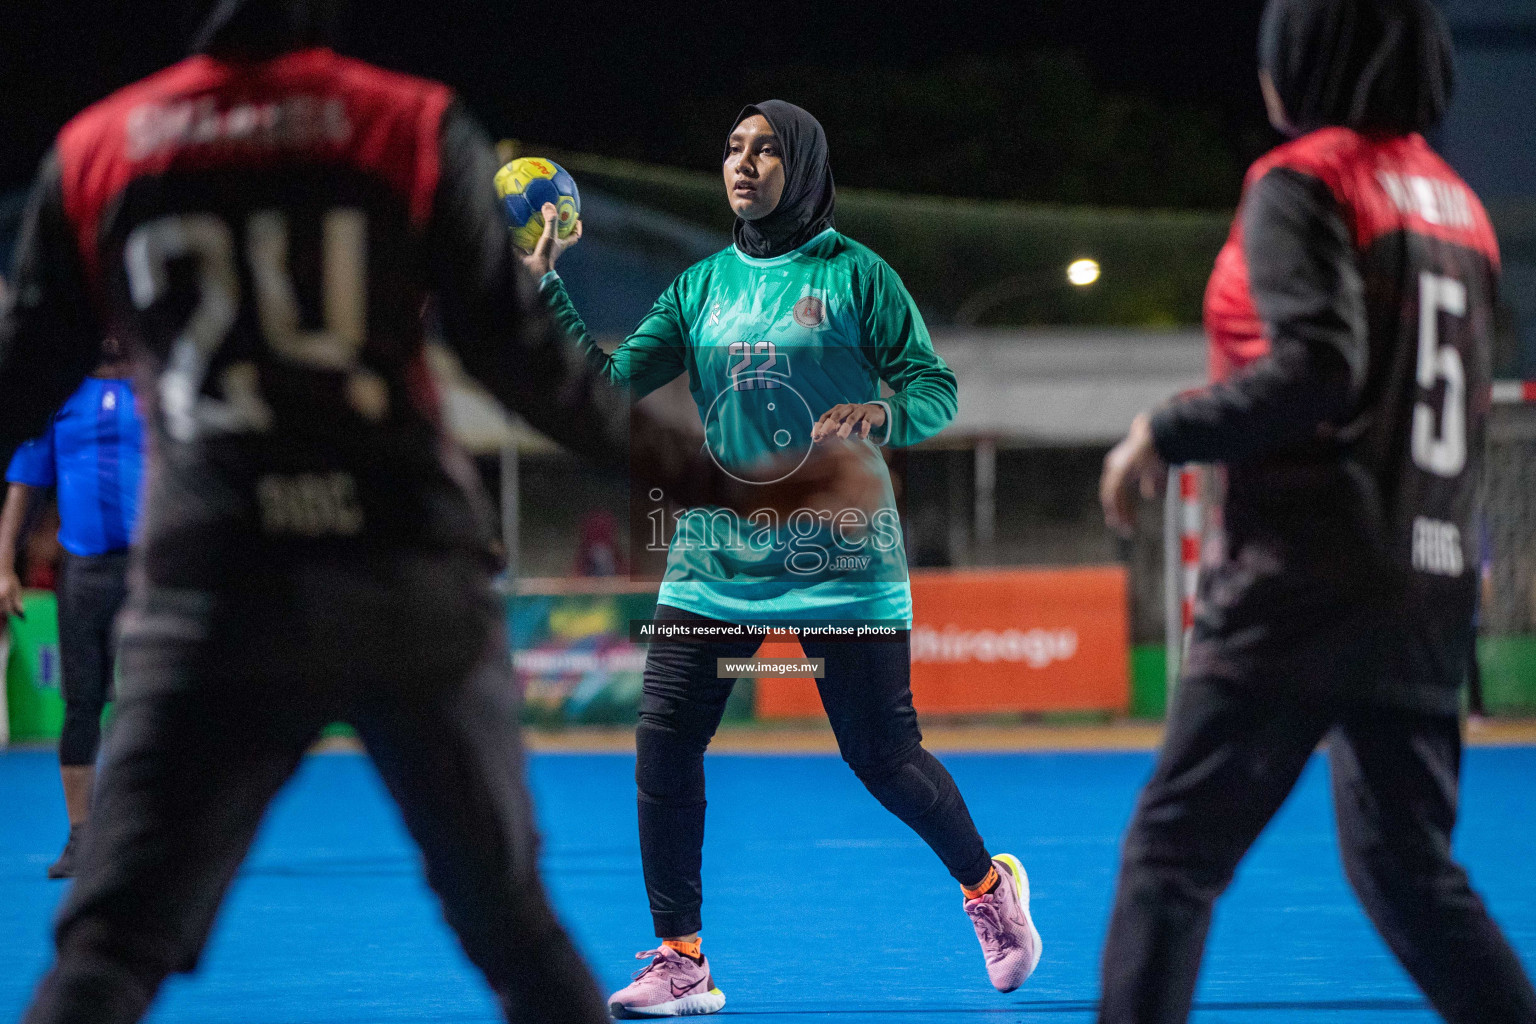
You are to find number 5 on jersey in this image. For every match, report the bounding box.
[1412,271,1466,478]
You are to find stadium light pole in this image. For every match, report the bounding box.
[954,260,1099,565]
[952,258,1101,327]
[974,434,997,565]
[1163,469,1181,695]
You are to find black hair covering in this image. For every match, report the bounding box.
[726,101,837,259]
[188,0,343,59]
[1259,0,1455,136]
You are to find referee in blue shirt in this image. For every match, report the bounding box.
[0,337,141,878]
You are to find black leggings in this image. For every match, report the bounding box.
[636,605,992,938]
[1099,675,1536,1024]
[58,550,129,766]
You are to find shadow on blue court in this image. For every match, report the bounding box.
[2,745,1533,1023]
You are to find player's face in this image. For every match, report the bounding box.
[724,115,786,221]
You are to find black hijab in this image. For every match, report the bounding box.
[189,0,343,59]
[727,101,837,259]
[1259,0,1455,136]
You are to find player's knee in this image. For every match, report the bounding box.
[634,721,706,805]
[1110,863,1227,936]
[636,692,722,750]
[1120,819,1243,901]
[1339,838,1468,906]
[1120,844,1235,906]
[851,748,942,821]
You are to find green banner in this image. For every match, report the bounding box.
[1478,635,1536,714]
[507,587,754,727]
[5,591,63,742]
[509,588,656,726]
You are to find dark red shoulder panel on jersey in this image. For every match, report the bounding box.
[1204,127,1498,385]
[54,48,453,289]
[1244,127,1499,264]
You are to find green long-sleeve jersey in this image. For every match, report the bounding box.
[540,227,957,625]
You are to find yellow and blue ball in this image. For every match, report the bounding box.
[495,157,581,252]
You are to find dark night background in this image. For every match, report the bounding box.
[2,1,1276,209]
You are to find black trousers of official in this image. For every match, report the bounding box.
[22,552,610,1024]
[1099,675,1536,1024]
[637,605,992,938]
[57,550,129,766]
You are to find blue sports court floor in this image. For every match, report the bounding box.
[2,745,1534,1022]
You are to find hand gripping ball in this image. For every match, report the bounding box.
[495,157,581,252]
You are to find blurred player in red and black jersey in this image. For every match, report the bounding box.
[5,2,873,1022]
[1099,0,1536,1021]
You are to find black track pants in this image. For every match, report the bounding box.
[22,553,610,1024]
[1099,676,1536,1024]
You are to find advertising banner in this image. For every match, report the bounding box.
[4,591,63,743]
[754,566,1130,718]
[7,571,1129,739]
[510,583,656,726]
[508,581,753,727]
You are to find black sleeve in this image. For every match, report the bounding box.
[423,103,733,505]
[0,148,105,465]
[424,102,635,469]
[1149,167,1366,465]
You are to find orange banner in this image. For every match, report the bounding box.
[754,566,1129,718]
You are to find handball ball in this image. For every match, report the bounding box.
[495,157,581,252]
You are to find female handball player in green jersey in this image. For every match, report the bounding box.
[527,100,1041,1016]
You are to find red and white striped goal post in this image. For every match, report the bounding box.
[1492,380,1536,404]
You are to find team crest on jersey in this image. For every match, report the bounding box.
[792,295,825,329]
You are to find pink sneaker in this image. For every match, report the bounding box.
[607,945,726,1018]
[964,853,1043,992]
